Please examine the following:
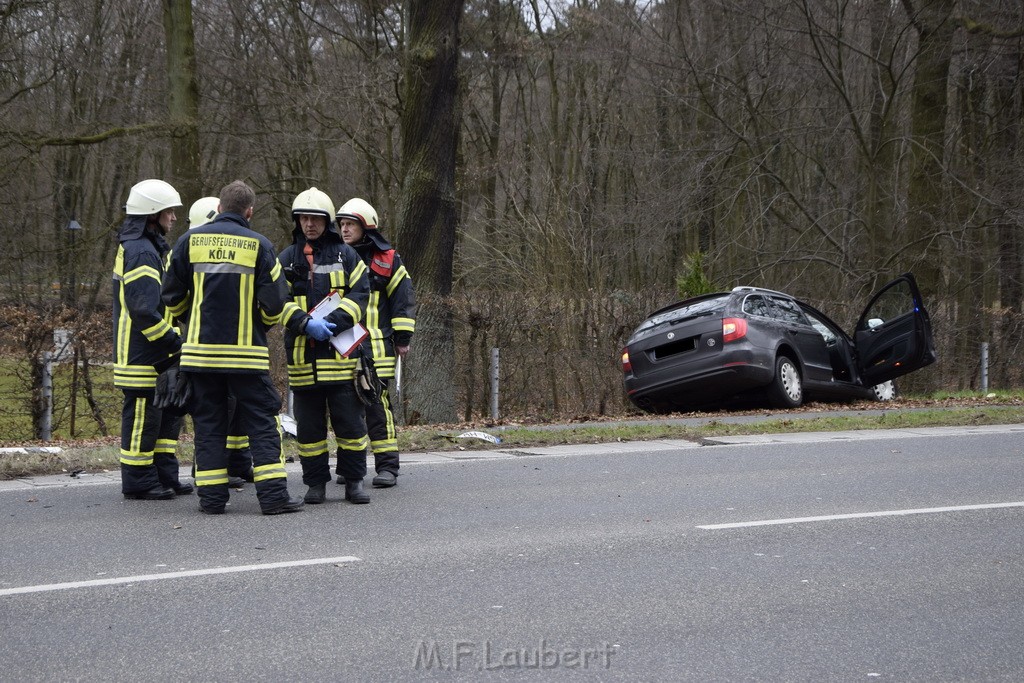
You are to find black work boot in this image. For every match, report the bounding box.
[262,496,305,515]
[171,481,194,496]
[304,483,327,504]
[124,485,175,500]
[344,479,371,504]
[372,471,397,488]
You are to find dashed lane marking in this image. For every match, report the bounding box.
[697,501,1024,530]
[0,556,361,597]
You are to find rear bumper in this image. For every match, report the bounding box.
[624,349,775,410]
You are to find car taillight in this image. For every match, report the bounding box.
[621,349,632,373]
[722,317,747,342]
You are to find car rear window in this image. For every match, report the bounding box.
[635,295,728,334]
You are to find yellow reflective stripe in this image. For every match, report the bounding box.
[373,358,396,372]
[120,449,154,466]
[123,265,161,285]
[196,468,229,486]
[367,292,385,357]
[141,319,174,341]
[349,260,367,284]
[182,342,269,354]
[337,435,369,451]
[181,357,270,371]
[392,317,415,333]
[188,272,205,344]
[287,366,315,386]
[316,358,357,370]
[298,440,328,457]
[338,297,361,322]
[281,301,305,327]
[154,438,177,454]
[167,297,189,318]
[130,397,145,454]
[238,272,253,345]
[226,435,250,449]
[314,370,356,381]
[253,462,287,481]
[270,260,283,280]
[385,266,409,296]
[370,438,398,453]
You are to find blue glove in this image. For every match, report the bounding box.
[305,318,336,342]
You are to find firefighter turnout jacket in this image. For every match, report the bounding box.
[351,238,416,379]
[162,212,305,372]
[112,215,181,390]
[278,227,369,388]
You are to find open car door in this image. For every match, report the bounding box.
[853,273,937,387]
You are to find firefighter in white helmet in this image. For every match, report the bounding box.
[277,188,372,504]
[112,179,191,500]
[187,196,220,228]
[336,197,416,489]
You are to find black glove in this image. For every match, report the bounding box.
[153,364,180,412]
[353,356,380,406]
[154,364,193,416]
[172,371,194,414]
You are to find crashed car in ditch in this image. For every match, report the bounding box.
[621,273,936,413]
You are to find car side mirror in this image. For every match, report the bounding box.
[867,318,883,330]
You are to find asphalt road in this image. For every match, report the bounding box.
[2,426,1023,681]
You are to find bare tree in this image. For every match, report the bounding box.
[396,0,465,423]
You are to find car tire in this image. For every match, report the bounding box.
[871,380,896,401]
[767,355,803,408]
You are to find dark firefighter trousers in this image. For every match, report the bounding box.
[366,380,400,475]
[119,390,183,494]
[293,383,368,485]
[187,372,290,511]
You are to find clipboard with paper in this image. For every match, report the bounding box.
[309,291,368,358]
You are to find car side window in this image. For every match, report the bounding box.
[769,296,810,325]
[859,280,913,330]
[803,311,837,343]
[742,294,773,318]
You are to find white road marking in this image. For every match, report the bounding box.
[697,501,1024,530]
[0,556,361,597]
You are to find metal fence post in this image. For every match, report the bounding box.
[489,347,500,421]
[41,350,53,441]
[980,342,989,393]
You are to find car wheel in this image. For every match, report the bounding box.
[767,355,803,408]
[871,380,896,401]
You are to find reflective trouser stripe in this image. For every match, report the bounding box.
[196,468,229,486]
[226,435,250,450]
[339,435,370,453]
[120,449,154,466]
[154,438,177,455]
[121,396,154,466]
[253,461,287,481]
[298,439,328,459]
[370,438,398,453]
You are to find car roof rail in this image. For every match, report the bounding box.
[730,285,791,297]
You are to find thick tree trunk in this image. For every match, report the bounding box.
[396,0,464,424]
[162,0,202,202]
[901,0,955,299]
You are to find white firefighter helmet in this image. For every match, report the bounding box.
[291,187,336,220]
[335,197,378,230]
[188,196,220,228]
[125,179,183,216]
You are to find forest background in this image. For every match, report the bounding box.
[0,0,1022,441]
